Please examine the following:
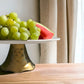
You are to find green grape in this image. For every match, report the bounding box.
[19,27,30,36]
[27,21,36,28]
[9,12,18,19]
[27,19,32,23]
[1,27,9,36]
[13,32,20,40]
[30,26,38,33]
[37,28,41,36]
[37,31,40,36]
[27,19,32,26]
[15,18,21,23]
[0,25,2,29]
[14,21,16,24]
[10,26,18,33]
[0,15,8,25]
[6,19,14,27]
[19,27,27,32]
[20,32,29,40]
[30,33,39,40]
[26,30,30,36]
[0,13,42,40]
[37,28,41,32]
[13,23,20,28]
[30,32,40,40]
[20,21,27,27]
[7,32,13,40]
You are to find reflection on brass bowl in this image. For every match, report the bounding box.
[0,44,35,73]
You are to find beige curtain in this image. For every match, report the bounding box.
[40,0,57,63]
[40,0,78,63]
[57,0,77,63]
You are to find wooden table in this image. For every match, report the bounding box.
[0,64,84,84]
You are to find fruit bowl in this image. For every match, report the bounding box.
[0,12,60,74]
[0,38,60,74]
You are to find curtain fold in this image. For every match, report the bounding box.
[57,0,68,63]
[57,0,78,63]
[67,0,78,63]
[40,0,57,63]
[40,0,78,63]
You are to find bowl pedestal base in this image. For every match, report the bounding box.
[0,44,35,73]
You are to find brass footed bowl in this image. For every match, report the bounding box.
[0,38,60,74]
[0,44,35,73]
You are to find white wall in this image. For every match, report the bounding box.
[0,0,40,65]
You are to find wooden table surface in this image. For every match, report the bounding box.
[0,64,84,84]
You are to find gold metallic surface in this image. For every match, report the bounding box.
[0,44,35,73]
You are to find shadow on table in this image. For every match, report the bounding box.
[0,68,14,75]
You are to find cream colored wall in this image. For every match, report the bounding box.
[0,0,40,65]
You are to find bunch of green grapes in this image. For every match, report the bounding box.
[0,12,41,40]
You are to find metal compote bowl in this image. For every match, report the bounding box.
[0,44,35,73]
[0,38,60,74]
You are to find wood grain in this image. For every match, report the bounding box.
[0,64,84,84]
